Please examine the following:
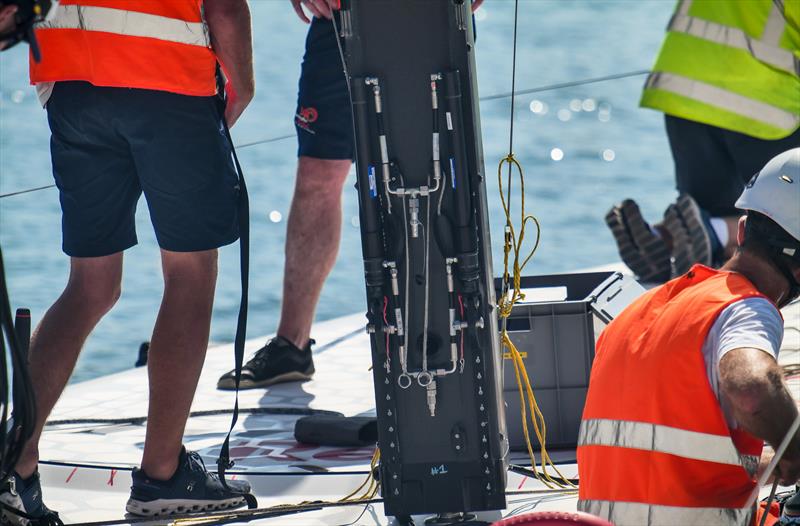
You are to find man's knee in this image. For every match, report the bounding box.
[66,255,123,315]
[296,157,351,197]
[161,249,218,286]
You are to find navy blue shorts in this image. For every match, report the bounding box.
[47,81,240,257]
[295,17,354,161]
[666,115,800,217]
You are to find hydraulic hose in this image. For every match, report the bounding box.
[444,71,480,294]
[352,77,386,301]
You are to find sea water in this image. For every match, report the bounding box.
[0,0,675,383]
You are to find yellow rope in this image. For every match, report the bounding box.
[497,154,575,490]
[339,448,381,502]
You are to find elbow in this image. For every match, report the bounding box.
[204,0,251,22]
[722,376,773,416]
[720,353,781,416]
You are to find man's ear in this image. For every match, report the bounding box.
[736,215,747,247]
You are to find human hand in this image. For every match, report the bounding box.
[290,0,340,23]
[224,83,254,128]
[472,0,484,12]
[0,4,19,50]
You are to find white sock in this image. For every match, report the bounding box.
[710,217,728,248]
[649,225,661,238]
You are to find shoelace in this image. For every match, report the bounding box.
[246,339,295,370]
[186,451,217,480]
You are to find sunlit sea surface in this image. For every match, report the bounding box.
[0,0,676,383]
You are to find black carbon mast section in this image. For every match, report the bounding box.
[341,0,507,517]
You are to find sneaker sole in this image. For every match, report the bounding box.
[663,194,712,277]
[216,370,314,391]
[125,495,246,517]
[605,199,670,283]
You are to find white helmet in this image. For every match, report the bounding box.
[736,148,800,247]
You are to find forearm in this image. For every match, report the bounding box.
[204,0,254,101]
[723,357,800,457]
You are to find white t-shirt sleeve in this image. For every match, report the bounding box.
[714,297,783,361]
[703,297,784,428]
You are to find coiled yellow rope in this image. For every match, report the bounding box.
[497,154,574,490]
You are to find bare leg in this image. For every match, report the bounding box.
[140,249,218,480]
[16,254,124,478]
[720,216,740,259]
[276,156,351,349]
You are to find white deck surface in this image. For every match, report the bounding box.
[34,271,800,524]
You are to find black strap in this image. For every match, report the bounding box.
[213,70,250,490]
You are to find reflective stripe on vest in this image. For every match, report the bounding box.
[641,0,800,139]
[577,499,752,526]
[645,71,800,131]
[36,4,210,48]
[762,0,786,45]
[577,267,770,524]
[667,12,798,76]
[579,419,760,471]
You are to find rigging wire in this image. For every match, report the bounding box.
[0,69,650,200]
[479,69,649,102]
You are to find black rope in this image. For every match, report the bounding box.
[508,463,579,486]
[44,406,342,427]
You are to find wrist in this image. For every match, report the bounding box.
[226,78,254,104]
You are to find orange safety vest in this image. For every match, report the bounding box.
[577,265,776,526]
[29,0,217,97]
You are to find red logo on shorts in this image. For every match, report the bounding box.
[297,106,318,124]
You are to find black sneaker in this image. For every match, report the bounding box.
[126,448,252,517]
[605,199,671,283]
[216,336,315,390]
[0,471,62,526]
[663,194,714,277]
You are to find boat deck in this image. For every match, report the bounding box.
[34,271,800,524]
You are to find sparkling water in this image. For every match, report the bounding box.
[0,1,676,382]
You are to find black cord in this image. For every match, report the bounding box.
[44,406,343,428]
[508,464,579,486]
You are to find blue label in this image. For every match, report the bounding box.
[368,166,377,198]
[430,464,449,476]
[449,158,456,189]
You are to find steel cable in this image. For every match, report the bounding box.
[0,69,650,200]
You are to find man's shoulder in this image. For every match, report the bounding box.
[711,296,783,361]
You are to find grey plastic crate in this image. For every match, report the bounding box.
[495,271,645,450]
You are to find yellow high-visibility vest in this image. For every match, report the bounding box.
[641,0,800,140]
